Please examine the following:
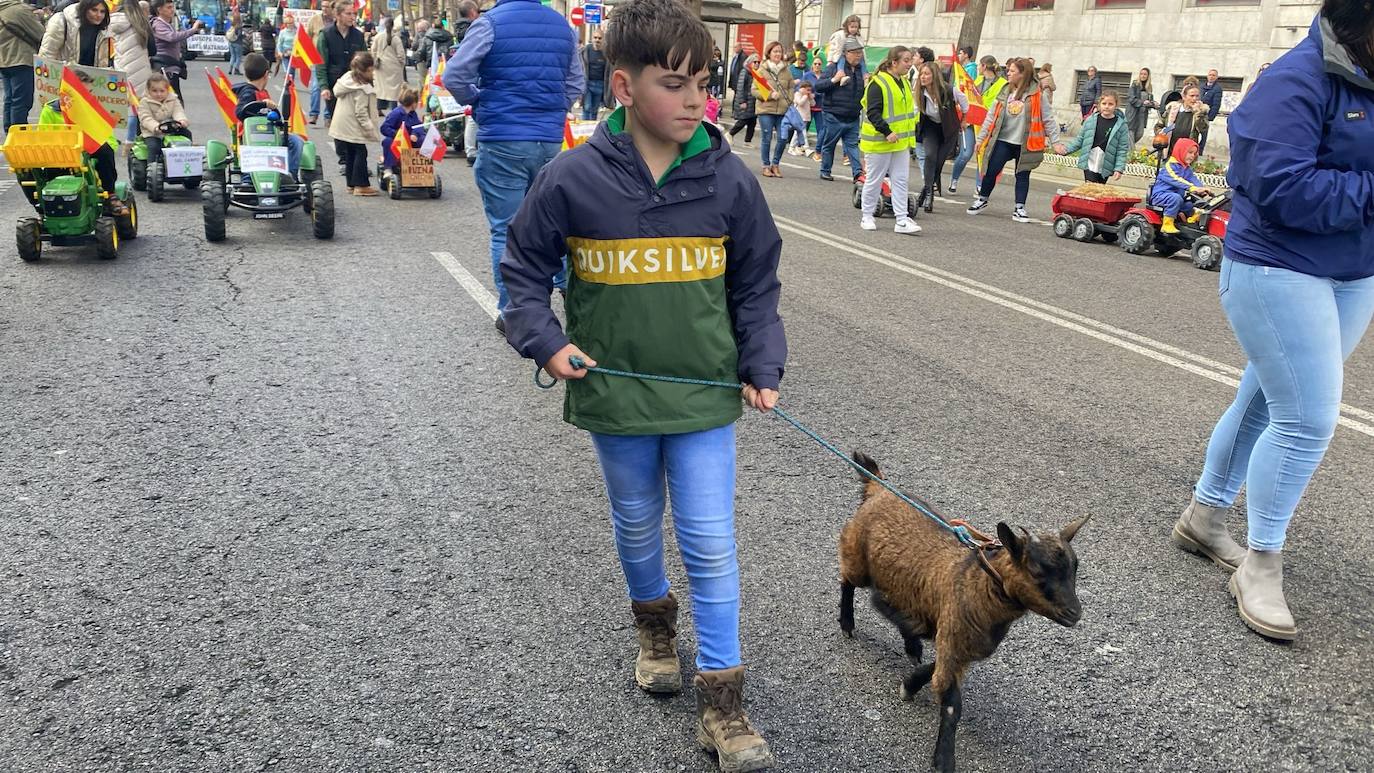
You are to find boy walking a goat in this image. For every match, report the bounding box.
[497,0,786,770]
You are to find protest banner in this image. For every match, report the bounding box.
[163,147,205,179]
[186,34,230,59]
[33,57,131,131]
[238,146,290,174]
[399,149,435,188]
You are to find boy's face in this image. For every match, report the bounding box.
[1185,147,1198,165]
[148,82,170,100]
[617,60,708,145]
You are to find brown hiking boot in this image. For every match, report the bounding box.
[631,593,682,693]
[694,666,775,772]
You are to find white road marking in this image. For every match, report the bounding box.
[431,251,498,320]
[773,215,1374,439]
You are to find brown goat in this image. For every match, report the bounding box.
[838,452,1089,773]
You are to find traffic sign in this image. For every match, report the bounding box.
[570,5,584,25]
[584,0,602,24]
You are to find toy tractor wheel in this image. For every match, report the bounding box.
[1052,214,1074,239]
[310,180,335,240]
[851,185,861,209]
[429,175,443,199]
[1118,215,1154,255]
[147,162,165,202]
[115,195,138,240]
[1072,218,1096,242]
[16,216,42,262]
[387,174,402,200]
[94,217,119,259]
[1191,235,1223,271]
[202,181,227,242]
[128,157,147,191]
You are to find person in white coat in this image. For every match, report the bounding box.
[110,1,152,142]
[39,0,115,67]
[369,14,406,115]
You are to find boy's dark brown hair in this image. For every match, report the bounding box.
[243,53,270,82]
[603,0,713,77]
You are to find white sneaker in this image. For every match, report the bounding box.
[894,218,922,234]
[861,215,877,231]
[966,197,990,215]
[1012,206,1031,223]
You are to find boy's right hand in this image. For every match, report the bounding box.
[542,343,597,381]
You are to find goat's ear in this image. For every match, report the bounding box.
[996,521,1025,561]
[1060,514,1092,543]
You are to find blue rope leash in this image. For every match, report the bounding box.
[534,357,980,550]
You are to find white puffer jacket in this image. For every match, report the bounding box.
[109,11,153,93]
[38,4,114,66]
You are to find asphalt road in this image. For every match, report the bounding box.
[2,67,1372,773]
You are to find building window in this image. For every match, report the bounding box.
[943,0,968,11]
[1074,69,1133,103]
[1008,0,1053,9]
[886,0,917,11]
[1091,0,1145,8]
[1193,0,1260,5]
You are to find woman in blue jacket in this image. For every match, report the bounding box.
[1172,0,1374,643]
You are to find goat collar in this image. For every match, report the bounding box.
[975,543,1014,604]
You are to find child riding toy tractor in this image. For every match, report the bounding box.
[5,125,138,262]
[201,101,332,242]
[141,121,204,202]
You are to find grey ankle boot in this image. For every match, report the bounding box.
[1171,497,1247,572]
[1229,549,1297,641]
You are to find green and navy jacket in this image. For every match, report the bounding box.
[501,108,787,436]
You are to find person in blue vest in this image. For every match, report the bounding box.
[444,0,585,335]
[1198,69,1225,153]
[1173,0,1374,643]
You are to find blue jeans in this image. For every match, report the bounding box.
[590,424,741,672]
[472,140,566,311]
[1195,260,1374,550]
[310,79,322,119]
[228,42,243,73]
[951,125,977,185]
[819,113,861,179]
[757,113,784,166]
[581,82,602,121]
[2,64,36,131]
[285,133,304,175]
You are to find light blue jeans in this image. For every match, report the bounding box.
[1195,259,1374,550]
[950,125,977,186]
[757,113,784,166]
[589,424,742,671]
[472,140,566,311]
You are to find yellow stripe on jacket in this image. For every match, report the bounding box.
[567,236,729,286]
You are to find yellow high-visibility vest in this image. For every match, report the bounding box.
[860,70,916,154]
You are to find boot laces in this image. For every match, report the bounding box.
[710,682,754,741]
[635,614,676,659]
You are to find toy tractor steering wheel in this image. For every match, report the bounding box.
[158,119,189,138]
[238,100,285,125]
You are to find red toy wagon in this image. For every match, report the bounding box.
[1050,188,1143,244]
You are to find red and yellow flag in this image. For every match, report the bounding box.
[292,24,323,85]
[390,122,413,159]
[285,78,308,139]
[562,117,575,151]
[748,65,773,101]
[950,46,986,127]
[207,70,238,130]
[58,67,117,153]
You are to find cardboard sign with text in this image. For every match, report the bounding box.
[238,146,289,174]
[162,147,205,178]
[33,57,131,131]
[399,149,435,187]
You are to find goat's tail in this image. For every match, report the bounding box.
[852,451,885,502]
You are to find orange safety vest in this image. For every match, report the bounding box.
[976,88,1047,161]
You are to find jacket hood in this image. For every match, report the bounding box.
[332,72,374,96]
[587,117,733,183]
[1170,138,1198,165]
[1315,15,1374,91]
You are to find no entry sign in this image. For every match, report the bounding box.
[570,6,584,25]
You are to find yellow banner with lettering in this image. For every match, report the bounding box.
[567,236,729,286]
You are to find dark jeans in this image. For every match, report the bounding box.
[92,144,117,194]
[819,113,861,179]
[1,64,35,131]
[978,140,1031,205]
[728,114,755,143]
[144,129,193,162]
[582,82,603,121]
[1084,170,1108,184]
[920,130,951,194]
[338,140,370,187]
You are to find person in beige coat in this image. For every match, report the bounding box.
[39,0,115,67]
[110,1,152,141]
[369,14,406,115]
[753,41,795,177]
[134,72,186,160]
[328,51,381,195]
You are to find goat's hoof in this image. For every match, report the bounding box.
[899,684,914,702]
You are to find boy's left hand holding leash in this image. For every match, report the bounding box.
[742,384,779,413]
[543,343,597,380]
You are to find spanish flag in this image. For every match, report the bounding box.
[59,67,117,153]
[949,46,986,127]
[292,24,323,85]
[748,65,772,101]
[562,117,574,151]
[284,78,308,139]
[207,70,238,131]
[390,121,413,160]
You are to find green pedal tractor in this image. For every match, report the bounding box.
[201,102,333,242]
[141,121,204,202]
[5,125,138,262]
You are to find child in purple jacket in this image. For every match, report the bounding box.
[379,86,422,179]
